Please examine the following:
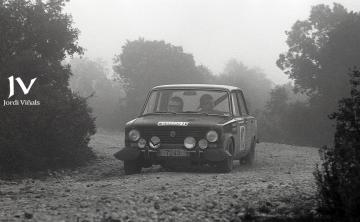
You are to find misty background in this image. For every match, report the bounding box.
[64,0,360,83]
[65,0,360,147]
[2,1,360,219]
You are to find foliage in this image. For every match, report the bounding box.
[258,85,289,143]
[276,3,360,146]
[277,3,356,97]
[0,0,95,175]
[259,84,329,146]
[213,59,273,112]
[113,38,210,125]
[315,69,360,221]
[69,58,124,130]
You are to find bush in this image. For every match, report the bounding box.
[0,91,96,174]
[0,0,95,175]
[315,69,360,221]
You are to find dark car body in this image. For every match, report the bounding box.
[114,84,257,174]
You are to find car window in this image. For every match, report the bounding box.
[216,95,230,113]
[142,89,230,115]
[231,92,241,116]
[236,91,249,115]
[143,92,157,114]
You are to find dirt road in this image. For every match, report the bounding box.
[0,132,320,221]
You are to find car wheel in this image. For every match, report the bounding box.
[242,137,256,165]
[124,159,142,175]
[217,140,234,173]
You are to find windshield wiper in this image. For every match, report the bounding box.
[179,111,201,114]
[179,111,228,116]
[142,111,177,116]
[207,113,230,117]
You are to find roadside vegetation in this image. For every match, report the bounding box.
[1,1,360,221]
[315,69,360,222]
[0,0,95,176]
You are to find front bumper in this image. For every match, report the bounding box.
[113,144,231,163]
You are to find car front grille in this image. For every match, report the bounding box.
[141,127,207,144]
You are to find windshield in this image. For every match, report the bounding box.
[142,89,231,116]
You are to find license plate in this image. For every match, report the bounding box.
[159,149,189,157]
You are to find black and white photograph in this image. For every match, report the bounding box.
[1,0,360,221]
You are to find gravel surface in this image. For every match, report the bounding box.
[0,131,320,221]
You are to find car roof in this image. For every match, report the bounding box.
[152,84,241,91]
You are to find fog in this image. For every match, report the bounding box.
[64,0,360,84]
[2,2,360,218]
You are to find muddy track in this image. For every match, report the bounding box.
[0,132,320,221]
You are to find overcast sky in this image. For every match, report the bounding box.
[65,0,360,84]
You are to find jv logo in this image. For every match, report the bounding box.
[8,76,37,98]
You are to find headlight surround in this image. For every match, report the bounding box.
[128,129,140,141]
[138,138,146,148]
[198,139,208,150]
[184,137,196,149]
[150,136,160,149]
[206,130,218,142]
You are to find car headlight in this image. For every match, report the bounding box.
[198,139,208,149]
[128,129,140,141]
[138,138,146,148]
[206,130,218,142]
[150,136,160,149]
[184,137,196,149]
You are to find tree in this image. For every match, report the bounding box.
[113,38,208,124]
[277,3,360,145]
[315,69,360,221]
[259,83,321,146]
[258,85,289,143]
[277,3,357,99]
[70,58,124,130]
[265,85,289,115]
[214,59,273,112]
[0,0,95,175]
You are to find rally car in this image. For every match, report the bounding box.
[114,84,257,174]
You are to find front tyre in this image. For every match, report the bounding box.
[124,159,142,175]
[217,140,234,173]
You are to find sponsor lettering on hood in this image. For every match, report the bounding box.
[157,121,189,126]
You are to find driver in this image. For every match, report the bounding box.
[168,96,183,113]
[199,94,223,114]
[199,94,215,112]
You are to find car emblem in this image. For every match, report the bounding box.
[170,131,176,137]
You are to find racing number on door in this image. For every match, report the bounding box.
[239,126,246,151]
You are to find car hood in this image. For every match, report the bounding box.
[127,114,232,128]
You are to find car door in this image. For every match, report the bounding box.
[230,92,246,158]
[236,91,255,151]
